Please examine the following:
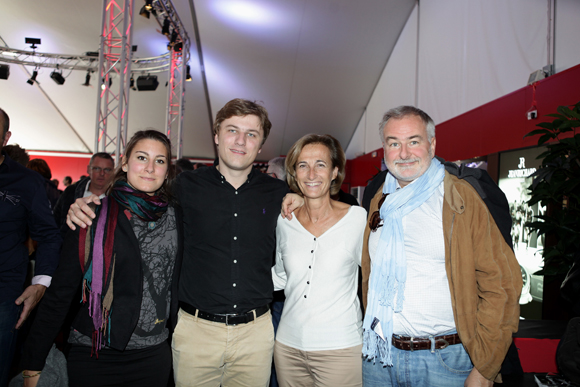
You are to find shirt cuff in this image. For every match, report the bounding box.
[31,275,52,288]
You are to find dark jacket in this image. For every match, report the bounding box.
[53,177,90,233]
[22,203,184,371]
[0,152,61,303]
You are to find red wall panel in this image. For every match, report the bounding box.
[28,152,92,190]
[348,63,580,183]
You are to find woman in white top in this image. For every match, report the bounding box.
[273,134,366,387]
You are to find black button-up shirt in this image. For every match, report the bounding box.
[0,152,62,303]
[175,166,287,314]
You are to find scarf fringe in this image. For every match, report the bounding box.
[362,330,393,366]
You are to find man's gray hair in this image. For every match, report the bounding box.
[268,157,286,181]
[378,106,436,143]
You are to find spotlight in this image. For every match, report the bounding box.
[162,18,170,35]
[0,64,9,80]
[25,37,41,50]
[139,5,150,18]
[136,75,159,91]
[82,71,91,86]
[167,30,178,50]
[186,65,192,82]
[101,77,113,90]
[27,70,38,85]
[50,70,65,85]
[173,42,183,52]
[144,0,153,11]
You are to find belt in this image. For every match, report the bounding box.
[392,333,462,351]
[179,302,269,326]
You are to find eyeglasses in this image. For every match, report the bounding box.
[369,193,389,232]
[90,166,113,174]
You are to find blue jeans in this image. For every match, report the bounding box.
[0,301,21,387]
[362,340,473,387]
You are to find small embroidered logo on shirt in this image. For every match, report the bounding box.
[0,191,20,205]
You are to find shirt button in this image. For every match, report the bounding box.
[314,238,316,241]
[233,283,236,287]
[234,213,238,217]
[307,281,310,284]
[235,191,238,195]
[309,266,311,269]
[233,305,237,308]
[304,295,307,298]
[233,236,237,240]
[311,250,313,253]
[233,260,237,263]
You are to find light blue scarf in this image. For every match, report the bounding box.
[362,157,445,365]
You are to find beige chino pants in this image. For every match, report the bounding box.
[172,308,274,387]
[274,340,363,387]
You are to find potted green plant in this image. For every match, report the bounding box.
[524,101,580,284]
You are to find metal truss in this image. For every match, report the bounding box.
[0,0,191,160]
[166,49,186,158]
[0,47,99,71]
[146,0,190,158]
[94,0,135,162]
[0,46,170,73]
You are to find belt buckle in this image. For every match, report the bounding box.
[409,337,414,352]
[436,338,449,349]
[224,313,238,326]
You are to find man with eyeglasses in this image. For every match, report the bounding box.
[53,152,114,232]
[359,106,522,386]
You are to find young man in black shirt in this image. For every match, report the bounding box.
[67,99,287,387]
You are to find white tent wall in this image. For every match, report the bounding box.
[346,5,418,159]
[346,0,580,159]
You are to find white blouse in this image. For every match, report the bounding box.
[272,206,367,351]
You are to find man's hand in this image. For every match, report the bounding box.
[465,368,493,387]
[281,193,304,220]
[14,284,46,329]
[66,195,100,230]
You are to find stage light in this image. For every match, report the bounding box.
[139,5,151,18]
[186,65,192,82]
[27,70,38,85]
[83,71,91,86]
[50,70,65,85]
[25,37,41,50]
[130,76,137,90]
[101,77,113,90]
[167,30,178,50]
[173,42,182,52]
[162,18,170,35]
[0,64,9,80]
[136,75,159,91]
[145,0,153,11]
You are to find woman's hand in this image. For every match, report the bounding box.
[22,370,41,387]
[66,195,100,230]
[281,193,304,220]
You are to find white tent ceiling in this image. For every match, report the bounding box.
[0,0,415,162]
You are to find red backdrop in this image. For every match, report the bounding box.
[344,63,580,188]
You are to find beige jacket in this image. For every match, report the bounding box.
[361,172,522,381]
